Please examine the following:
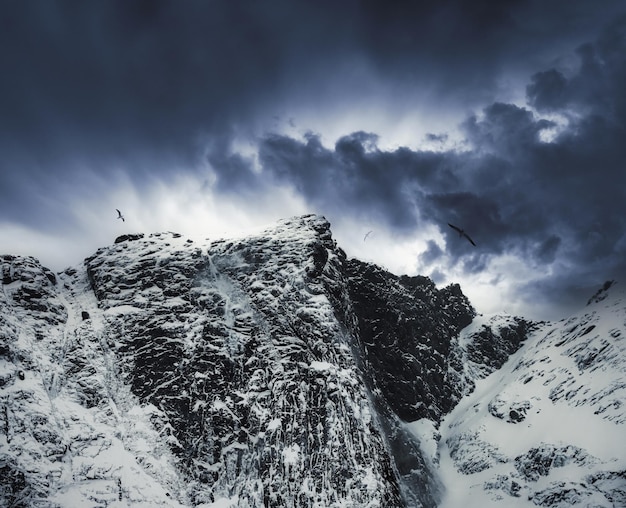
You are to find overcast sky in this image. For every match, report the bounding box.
[2,0,625,320]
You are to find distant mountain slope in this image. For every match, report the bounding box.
[438,281,626,507]
[1,215,623,507]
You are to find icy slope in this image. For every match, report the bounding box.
[438,281,626,507]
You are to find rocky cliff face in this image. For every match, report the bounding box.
[1,215,623,507]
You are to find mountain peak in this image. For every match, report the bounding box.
[1,217,624,507]
[586,279,620,306]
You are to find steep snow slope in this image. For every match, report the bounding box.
[438,281,626,507]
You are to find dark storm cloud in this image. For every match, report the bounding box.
[223,15,626,306]
[3,0,625,229]
[256,131,468,232]
[419,240,445,266]
[2,0,626,315]
[251,88,625,281]
[527,15,626,119]
[254,132,510,264]
[0,0,345,224]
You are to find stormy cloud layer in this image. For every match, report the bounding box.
[1,0,625,319]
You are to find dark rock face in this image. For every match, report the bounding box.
[114,233,145,244]
[514,444,598,482]
[488,397,532,423]
[483,475,522,497]
[464,317,530,372]
[84,219,406,506]
[0,255,66,325]
[0,460,28,507]
[447,431,508,474]
[587,280,616,305]
[588,470,626,506]
[526,469,626,507]
[345,260,475,422]
[0,256,70,504]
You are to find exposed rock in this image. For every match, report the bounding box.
[447,431,508,474]
[526,470,626,507]
[83,215,407,506]
[1,255,67,324]
[114,233,145,243]
[588,470,626,506]
[488,396,532,423]
[587,280,616,306]
[345,260,475,422]
[464,317,530,372]
[483,474,523,498]
[514,444,598,481]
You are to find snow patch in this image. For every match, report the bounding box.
[406,418,441,465]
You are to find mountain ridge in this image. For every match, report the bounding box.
[1,214,624,507]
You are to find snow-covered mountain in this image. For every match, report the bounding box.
[437,281,626,507]
[1,215,624,507]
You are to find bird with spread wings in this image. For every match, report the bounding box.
[116,209,125,222]
[448,223,476,246]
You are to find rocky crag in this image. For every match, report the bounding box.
[1,215,623,507]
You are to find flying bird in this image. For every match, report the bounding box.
[364,230,373,241]
[116,209,125,222]
[448,223,476,246]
